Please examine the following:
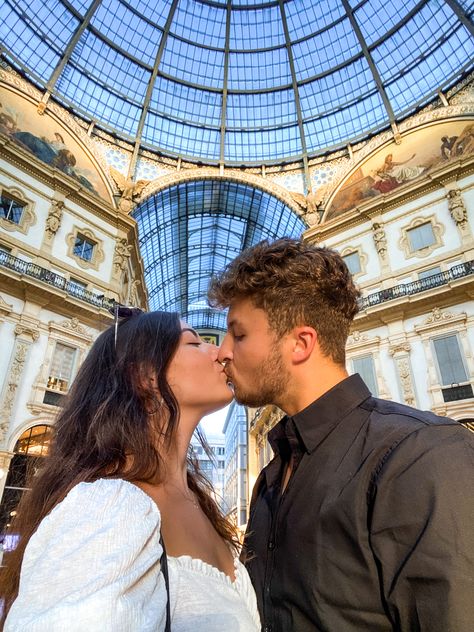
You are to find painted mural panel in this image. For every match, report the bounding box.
[327,120,474,220]
[0,86,110,201]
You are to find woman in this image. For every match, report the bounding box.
[2,309,260,631]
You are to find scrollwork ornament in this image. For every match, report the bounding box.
[0,339,30,441]
[14,324,40,341]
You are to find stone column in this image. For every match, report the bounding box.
[0,324,39,447]
[389,341,417,407]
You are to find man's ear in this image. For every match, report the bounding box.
[290,326,318,365]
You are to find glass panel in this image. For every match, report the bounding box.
[418,266,442,280]
[343,252,361,275]
[0,194,24,224]
[352,355,378,396]
[407,223,435,251]
[48,343,77,392]
[73,234,95,260]
[14,425,53,456]
[133,180,305,330]
[433,335,468,386]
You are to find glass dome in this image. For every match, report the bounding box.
[133,180,305,329]
[2,0,473,165]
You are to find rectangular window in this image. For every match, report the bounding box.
[343,252,361,275]
[432,334,468,386]
[0,193,25,224]
[352,354,378,396]
[418,266,442,280]
[47,343,77,393]
[73,234,95,261]
[407,222,435,252]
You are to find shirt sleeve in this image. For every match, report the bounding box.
[369,425,474,632]
[4,478,168,632]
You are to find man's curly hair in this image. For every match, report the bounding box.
[208,237,360,365]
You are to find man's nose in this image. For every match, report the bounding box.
[218,334,233,364]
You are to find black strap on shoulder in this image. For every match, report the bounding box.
[160,533,171,631]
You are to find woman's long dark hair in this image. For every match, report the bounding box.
[1,310,237,618]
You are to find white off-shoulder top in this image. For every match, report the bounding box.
[4,478,261,632]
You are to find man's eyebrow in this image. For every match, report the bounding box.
[181,327,200,339]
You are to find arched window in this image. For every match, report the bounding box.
[0,425,52,544]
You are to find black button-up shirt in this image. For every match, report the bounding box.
[243,374,474,632]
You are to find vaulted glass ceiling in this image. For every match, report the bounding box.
[134,180,305,330]
[2,0,473,165]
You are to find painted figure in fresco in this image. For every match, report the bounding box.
[377,153,425,184]
[4,116,99,196]
[440,135,459,160]
[0,103,18,135]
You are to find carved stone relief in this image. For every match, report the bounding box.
[113,237,132,275]
[389,341,416,407]
[372,222,388,261]
[45,199,64,239]
[0,334,34,443]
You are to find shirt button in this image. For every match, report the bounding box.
[263,626,272,632]
[268,541,275,550]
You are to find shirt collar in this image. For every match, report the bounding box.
[269,374,371,455]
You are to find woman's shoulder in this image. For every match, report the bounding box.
[34,478,161,544]
[22,478,163,577]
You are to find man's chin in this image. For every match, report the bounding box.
[233,386,270,408]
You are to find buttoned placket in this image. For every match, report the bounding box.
[261,447,301,632]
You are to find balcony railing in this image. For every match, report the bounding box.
[359,261,474,310]
[0,250,115,310]
[1,249,473,314]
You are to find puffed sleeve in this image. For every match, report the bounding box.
[4,478,168,632]
[369,425,474,632]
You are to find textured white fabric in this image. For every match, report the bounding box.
[5,478,261,632]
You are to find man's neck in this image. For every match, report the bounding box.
[280,363,349,417]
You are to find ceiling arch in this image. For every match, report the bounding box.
[133,179,305,330]
[138,168,306,219]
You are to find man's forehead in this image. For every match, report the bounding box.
[227,298,267,325]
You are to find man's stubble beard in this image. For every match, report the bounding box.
[232,346,290,408]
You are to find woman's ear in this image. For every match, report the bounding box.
[290,326,318,365]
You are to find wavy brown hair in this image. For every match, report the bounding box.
[1,310,237,619]
[208,237,361,365]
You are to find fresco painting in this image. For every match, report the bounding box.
[327,120,474,220]
[0,87,110,201]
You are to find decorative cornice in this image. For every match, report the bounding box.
[14,324,40,341]
[48,317,92,342]
[415,307,467,334]
[388,341,411,356]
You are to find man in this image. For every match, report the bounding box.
[208,238,474,632]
